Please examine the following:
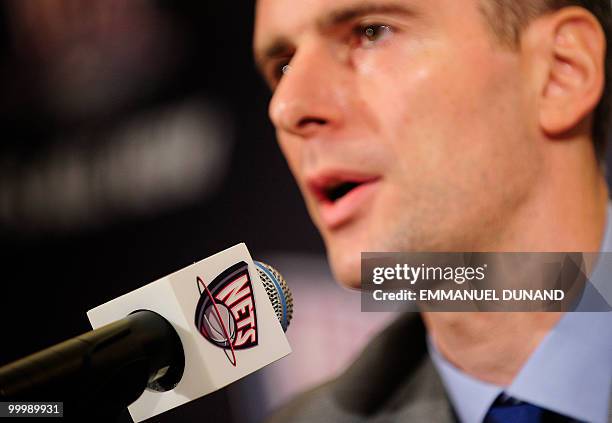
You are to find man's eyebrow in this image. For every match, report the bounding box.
[254,2,416,72]
[317,2,417,31]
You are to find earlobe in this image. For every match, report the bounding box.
[538,7,605,137]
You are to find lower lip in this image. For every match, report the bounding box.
[318,180,380,229]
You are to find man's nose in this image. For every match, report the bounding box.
[269,46,345,138]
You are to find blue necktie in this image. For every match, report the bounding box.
[483,394,580,423]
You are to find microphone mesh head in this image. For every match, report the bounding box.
[255,261,293,332]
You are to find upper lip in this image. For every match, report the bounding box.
[306,169,381,203]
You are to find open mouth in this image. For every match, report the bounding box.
[308,173,380,228]
[310,175,379,204]
[324,181,363,202]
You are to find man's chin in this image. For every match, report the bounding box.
[327,249,363,290]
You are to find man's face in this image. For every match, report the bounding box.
[254,0,542,287]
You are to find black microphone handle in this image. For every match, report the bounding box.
[0,310,184,417]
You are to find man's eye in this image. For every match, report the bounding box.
[355,24,393,47]
[277,62,291,78]
[269,60,291,85]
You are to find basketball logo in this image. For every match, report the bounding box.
[201,302,236,347]
[194,261,258,366]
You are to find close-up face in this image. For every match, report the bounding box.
[254,0,544,287]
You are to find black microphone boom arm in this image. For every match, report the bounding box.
[0,310,184,418]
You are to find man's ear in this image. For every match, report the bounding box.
[527,7,606,137]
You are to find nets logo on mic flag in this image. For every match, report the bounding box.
[87,243,291,423]
[194,261,259,366]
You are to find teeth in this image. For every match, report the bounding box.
[325,181,361,202]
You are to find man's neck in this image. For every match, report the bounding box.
[422,149,609,386]
[422,312,563,385]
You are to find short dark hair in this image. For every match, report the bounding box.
[479,0,611,159]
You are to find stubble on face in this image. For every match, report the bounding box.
[255,0,542,287]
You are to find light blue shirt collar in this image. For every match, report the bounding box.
[429,203,612,423]
[428,339,501,423]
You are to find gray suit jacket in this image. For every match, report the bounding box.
[266,313,612,423]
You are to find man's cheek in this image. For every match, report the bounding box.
[277,139,302,178]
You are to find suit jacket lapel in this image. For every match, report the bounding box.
[608,387,612,423]
[330,313,454,422]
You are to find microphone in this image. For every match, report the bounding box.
[0,244,292,422]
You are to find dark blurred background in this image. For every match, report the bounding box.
[0,1,327,421]
[1,1,611,422]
